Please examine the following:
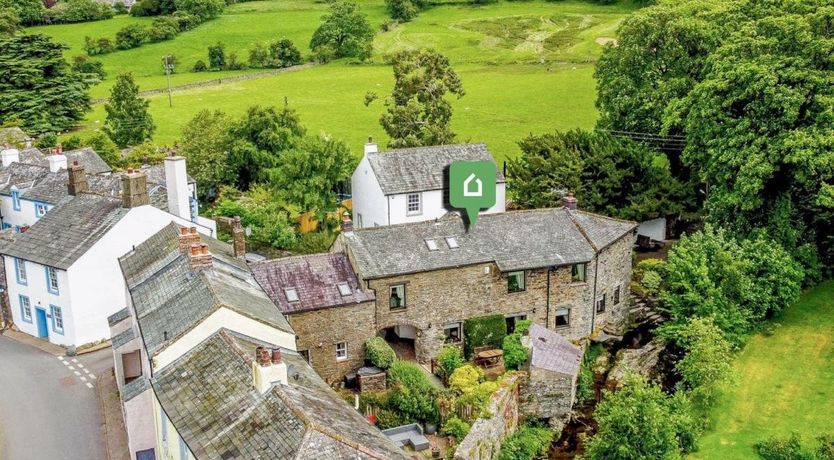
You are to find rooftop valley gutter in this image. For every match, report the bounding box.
[589,255,600,337]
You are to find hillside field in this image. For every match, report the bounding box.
[30,0,638,161]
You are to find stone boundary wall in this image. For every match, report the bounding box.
[91,63,317,104]
[455,373,523,460]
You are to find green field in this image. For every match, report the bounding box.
[693,281,834,459]
[29,0,637,160]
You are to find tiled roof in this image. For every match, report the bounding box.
[0,162,50,195]
[122,376,150,402]
[367,143,505,195]
[112,328,136,348]
[120,223,293,357]
[19,147,112,175]
[0,127,30,144]
[152,330,409,460]
[251,253,375,314]
[343,208,637,279]
[107,307,131,327]
[527,324,582,376]
[0,194,127,269]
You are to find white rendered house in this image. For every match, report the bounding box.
[351,142,506,228]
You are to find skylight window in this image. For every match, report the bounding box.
[337,283,352,296]
[445,237,459,249]
[425,239,439,251]
[284,288,299,302]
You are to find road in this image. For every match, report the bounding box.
[0,335,112,460]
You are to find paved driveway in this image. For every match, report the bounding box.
[0,335,111,460]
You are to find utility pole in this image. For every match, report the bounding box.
[162,55,174,108]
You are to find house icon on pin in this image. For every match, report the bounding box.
[463,173,483,197]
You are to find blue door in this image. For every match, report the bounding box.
[35,308,49,339]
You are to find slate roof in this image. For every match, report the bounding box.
[251,253,376,314]
[122,376,150,402]
[152,329,409,460]
[343,208,637,279]
[0,162,50,195]
[526,324,582,376]
[120,223,292,357]
[0,194,128,269]
[107,307,131,327]
[0,127,30,145]
[112,327,136,349]
[367,143,505,195]
[19,147,112,175]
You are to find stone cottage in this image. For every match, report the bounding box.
[520,324,583,424]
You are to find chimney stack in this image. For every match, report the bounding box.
[67,161,88,196]
[121,170,149,208]
[561,192,578,210]
[252,346,288,393]
[1,144,19,167]
[364,137,378,156]
[189,242,213,271]
[56,144,63,154]
[232,216,246,258]
[164,156,192,221]
[48,154,67,173]
[178,226,201,253]
[340,211,353,233]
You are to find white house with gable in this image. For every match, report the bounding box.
[351,141,506,228]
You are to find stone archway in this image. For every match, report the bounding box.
[378,323,421,361]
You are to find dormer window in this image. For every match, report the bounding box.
[337,283,352,296]
[11,187,20,211]
[35,202,48,218]
[284,288,299,302]
[425,239,438,251]
[445,237,459,249]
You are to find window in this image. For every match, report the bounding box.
[336,342,348,361]
[51,305,63,334]
[337,282,352,296]
[407,193,421,215]
[35,202,48,218]
[507,271,525,292]
[571,263,587,283]
[14,258,26,285]
[555,307,570,327]
[356,213,363,228]
[506,314,528,334]
[11,188,20,211]
[425,239,439,251]
[445,237,459,249]
[19,295,32,323]
[45,266,59,295]
[613,284,622,306]
[284,288,299,303]
[389,284,405,310]
[443,323,462,343]
[596,294,607,314]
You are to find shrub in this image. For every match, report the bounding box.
[365,337,396,369]
[756,433,815,460]
[208,42,225,70]
[449,364,483,394]
[149,15,180,42]
[435,345,464,382]
[225,51,246,70]
[388,361,433,392]
[248,42,269,68]
[71,55,106,80]
[463,314,506,358]
[192,59,208,72]
[115,24,148,49]
[385,0,418,22]
[497,424,554,460]
[269,39,302,68]
[61,135,82,151]
[457,380,498,419]
[290,231,337,254]
[213,185,299,249]
[175,0,225,22]
[84,36,114,56]
[441,416,470,442]
[502,319,532,370]
[85,133,121,168]
[44,0,114,23]
[575,343,603,405]
[113,1,129,14]
[36,133,57,149]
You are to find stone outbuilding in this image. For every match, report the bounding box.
[521,324,583,422]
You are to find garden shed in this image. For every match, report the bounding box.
[520,324,582,421]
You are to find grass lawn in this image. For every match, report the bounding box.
[29,0,638,159]
[692,280,834,459]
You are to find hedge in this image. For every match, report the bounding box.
[365,337,396,369]
[463,314,506,358]
[497,425,554,460]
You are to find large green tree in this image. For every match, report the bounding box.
[508,130,685,222]
[0,34,91,134]
[379,49,465,148]
[310,1,374,61]
[174,0,224,22]
[104,72,155,147]
[0,0,43,25]
[179,109,233,200]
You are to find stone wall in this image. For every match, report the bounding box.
[455,373,522,460]
[520,365,578,421]
[287,301,376,385]
[592,231,637,334]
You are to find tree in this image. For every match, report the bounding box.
[0,0,43,25]
[584,374,685,460]
[213,185,299,249]
[149,15,180,42]
[268,39,301,68]
[0,8,20,36]
[267,134,355,214]
[104,73,155,147]
[310,1,374,61]
[115,24,148,49]
[385,0,425,22]
[225,105,306,190]
[85,132,121,168]
[0,34,91,134]
[207,42,225,70]
[71,54,105,81]
[174,0,224,22]
[508,130,686,221]
[179,109,232,200]
[379,49,465,148]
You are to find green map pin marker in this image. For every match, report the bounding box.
[449,160,496,230]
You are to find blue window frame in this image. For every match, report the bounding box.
[50,305,64,335]
[14,258,27,285]
[179,436,189,460]
[11,188,20,211]
[35,202,48,218]
[1,223,10,230]
[19,295,32,323]
[45,266,59,295]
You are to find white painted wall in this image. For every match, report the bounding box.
[0,195,52,230]
[125,390,158,459]
[386,184,506,225]
[637,217,667,241]
[3,256,73,346]
[350,154,388,228]
[153,307,297,370]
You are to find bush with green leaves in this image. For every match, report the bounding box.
[175,0,224,22]
[634,258,667,297]
[385,0,423,22]
[207,42,225,70]
[441,416,470,442]
[149,16,180,42]
[84,132,121,168]
[364,337,396,369]
[449,364,483,394]
[113,1,129,14]
[435,345,464,382]
[502,320,531,370]
[0,0,43,26]
[192,59,208,72]
[115,24,148,49]
[61,135,83,151]
[463,314,506,358]
[84,36,114,56]
[387,361,438,424]
[310,1,374,61]
[213,186,299,249]
[575,343,603,406]
[43,0,114,24]
[71,55,105,80]
[497,424,554,460]
[290,231,337,255]
[36,133,58,149]
[269,39,302,68]
[756,433,816,460]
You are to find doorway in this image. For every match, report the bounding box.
[35,307,49,339]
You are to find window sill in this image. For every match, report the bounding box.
[570,281,588,286]
[389,307,407,312]
[507,289,526,294]
[336,357,348,362]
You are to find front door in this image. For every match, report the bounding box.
[35,308,49,339]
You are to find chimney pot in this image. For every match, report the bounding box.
[271,348,282,365]
[180,227,188,236]
[200,244,209,255]
[256,347,271,367]
[190,244,200,256]
[561,192,578,210]
[190,227,197,235]
[56,144,62,154]
[67,162,88,196]
[364,138,378,155]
